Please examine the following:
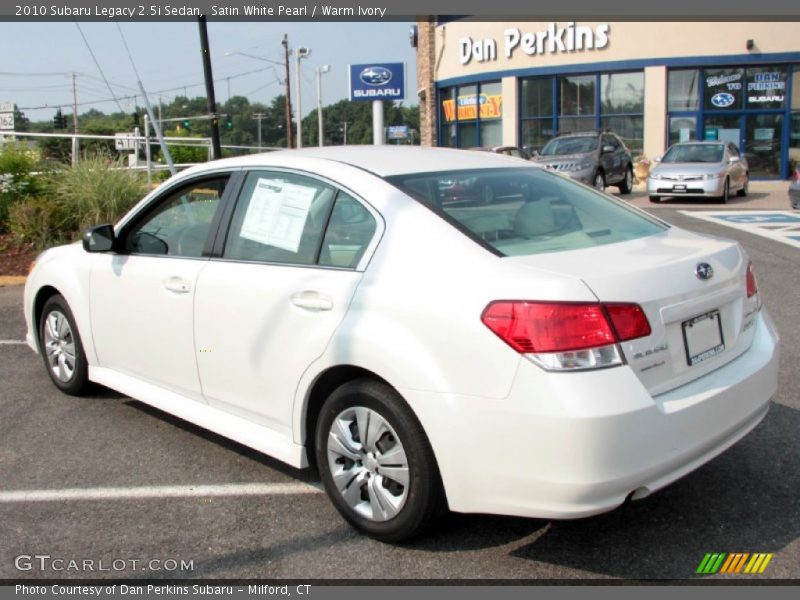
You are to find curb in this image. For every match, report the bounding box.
[0,276,26,287]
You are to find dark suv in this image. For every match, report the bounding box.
[532,131,634,194]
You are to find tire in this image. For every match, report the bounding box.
[38,295,91,396]
[737,175,749,197]
[649,195,661,203]
[718,178,729,204]
[315,378,446,542]
[593,170,606,192]
[619,166,634,194]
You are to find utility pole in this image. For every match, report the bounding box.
[197,15,221,160]
[71,72,79,166]
[281,34,294,149]
[252,112,265,150]
[342,121,348,145]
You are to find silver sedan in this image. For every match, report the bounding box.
[648,141,749,203]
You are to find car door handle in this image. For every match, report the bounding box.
[290,290,333,311]
[163,276,191,294]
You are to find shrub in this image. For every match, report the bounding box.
[0,142,42,231]
[45,153,147,235]
[6,196,69,250]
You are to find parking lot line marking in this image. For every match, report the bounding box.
[0,482,323,503]
[0,340,26,345]
[679,210,800,249]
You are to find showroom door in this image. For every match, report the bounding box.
[744,114,785,178]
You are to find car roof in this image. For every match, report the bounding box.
[188,145,526,178]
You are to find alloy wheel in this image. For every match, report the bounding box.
[43,310,77,383]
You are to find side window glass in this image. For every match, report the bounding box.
[126,177,228,257]
[224,172,335,265]
[318,192,377,269]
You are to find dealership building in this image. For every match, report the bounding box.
[414,20,800,178]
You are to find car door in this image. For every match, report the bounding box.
[193,170,380,435]
[89,173,233,401]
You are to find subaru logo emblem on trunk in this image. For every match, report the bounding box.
[695,262,714,281]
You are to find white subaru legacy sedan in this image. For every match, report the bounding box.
[24,146,779,541]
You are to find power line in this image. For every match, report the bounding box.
[74,21,125,113]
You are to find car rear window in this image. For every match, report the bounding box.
[385,167,667,257]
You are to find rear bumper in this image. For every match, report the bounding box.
[647,177,726,198]
[405,310,779,519]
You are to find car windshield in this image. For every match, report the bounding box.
[385,168,667,257]
[540,136,598,156]
[662,144,724,163]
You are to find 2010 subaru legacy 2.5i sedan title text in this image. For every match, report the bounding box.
[24,146,779,541]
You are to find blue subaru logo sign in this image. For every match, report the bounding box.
[695,262,714,281]
[710,93,735,108]
[360,66,392,86]
[349,63,405,101]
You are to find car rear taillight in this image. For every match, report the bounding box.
[481,301,651,371]
[746,261,758,299]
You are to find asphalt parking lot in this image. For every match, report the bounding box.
[0,203,798,581]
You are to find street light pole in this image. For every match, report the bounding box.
[294,46,311,148]
[316,65,330,147]
[281,35,294,149]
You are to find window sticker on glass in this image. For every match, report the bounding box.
[239,178,317,252]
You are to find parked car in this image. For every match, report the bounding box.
[648,141,749,203]
[471,146,530,160]
[25,146,778,541]
[790,165,800,210]
[531,130,634,193]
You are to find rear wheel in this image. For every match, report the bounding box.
[718,178,729,204]
[315,379,445,542]
[39,295,90,396]
[737,175,749,197]
[619,166,634,194]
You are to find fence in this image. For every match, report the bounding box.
[0,130,280,185]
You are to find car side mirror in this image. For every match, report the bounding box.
[602,145,615,154]
[82,224,115,253]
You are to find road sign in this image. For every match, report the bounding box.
[387,125,410,140]
[348,63,405,102]
[0,102,13,113]
[0,113,14,131]
[115,132,136,151]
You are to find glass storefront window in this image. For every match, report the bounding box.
[704,68,744,111]
[703,115,741,147]
[601,115,644,154]
[439,81,501,148]
[557,116,595,134]
[790,113,800,172]
[669,116,697,146]
[439,87,456,147]
[746,66,787,110]
[559,75,595,116]
[520,77,553,118]
[745,114,784,177]
[601,72,644,114]
[520,119,556,155]
[668,69,700,111]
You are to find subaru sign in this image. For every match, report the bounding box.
[710,92,735,108]
[349,62,405,101]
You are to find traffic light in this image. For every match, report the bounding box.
[53,109,67,129]
[225,115,233,130]
[182,118,191,130]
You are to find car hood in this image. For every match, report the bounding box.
[651,162,724,176]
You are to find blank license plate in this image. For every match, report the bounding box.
[673,184,687,192]
[682,310,725,366]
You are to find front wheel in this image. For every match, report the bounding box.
[619,166,634,194]
[593,170,606,192]
[315,379,445,542]
[39,295,91,396]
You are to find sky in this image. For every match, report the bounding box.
[0,21,418,122]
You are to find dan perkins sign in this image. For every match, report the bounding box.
[460,22,610,65]
[349,63,405,102]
